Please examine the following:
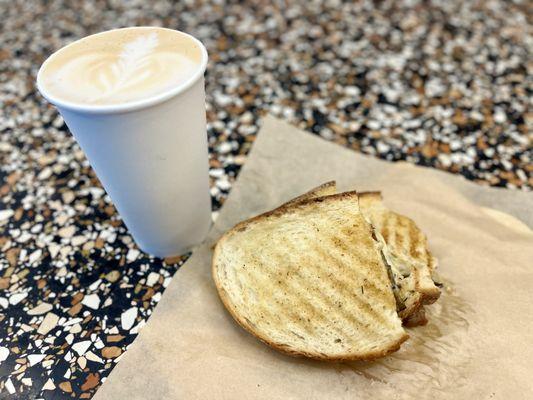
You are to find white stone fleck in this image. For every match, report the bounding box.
[146,272,159,287]
[58,225,75,238]
[42,378,55,390]
[104,231,117,243]
[42,359,54,368]
[69,323,82,334]
[94,338,104,349]
[516,169,527,182]
[494,109,507,124]
[37,312,59,335]
[43,337,55,345]
[344,86,360,97]
[27,302,53,315]
[0,209,14,222]
[209,186,220,197]
[48,243,60,258]
[377,142,390,153]
[28,249,42,265]
[501,159,513,171]
[0,297,9,308]
[108,326,119,334]
[9,228,20,238]
[71,235,87,247]
[367,120,381,130]
[16,249,28,262]
[72,340,91,356]
[9,292,28,305]
[82,293,101,310]
[63,317,83,326]
[17,232,32,243]
[217,142,232,154]
[127,248,140,262]
[216,179,231,191]
[5,378,15,394]
[88,187,105,199]
[0,142,12,151]
[425,78,445,97]
[65,333,74,345]
[484,147,495,158]
[450,140,462,151]
[152,292,162,302]
[38,167,52,180]
[31,223,43,233]
[62,191,75,204]
[64,368,71,379]
[28,354,46,366]
[215,93,232,107]
[209,168,225,178]
[438,154,452,168]
[77,356,87,369]
[121,307,138,330]
[85,351,103,363]
[0,346,9,362]
[55,213,69,225]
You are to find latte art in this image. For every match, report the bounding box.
[38,28,203,106]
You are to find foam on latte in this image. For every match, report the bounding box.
[39,27,203,106]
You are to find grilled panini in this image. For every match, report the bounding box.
[212,191,408,361]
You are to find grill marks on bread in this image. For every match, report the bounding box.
[358,191,441,324]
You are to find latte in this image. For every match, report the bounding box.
[38,27,203,106]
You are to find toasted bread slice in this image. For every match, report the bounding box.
[213,191,408,361]
[358,192,441,321]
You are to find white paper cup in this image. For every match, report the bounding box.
[36,28,212,257]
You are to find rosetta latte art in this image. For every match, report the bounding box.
[89,32,161,102]
[40,29,201,105]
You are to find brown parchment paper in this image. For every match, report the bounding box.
[95,116,533,400]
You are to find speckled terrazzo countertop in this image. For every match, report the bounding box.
[0,0,531,399]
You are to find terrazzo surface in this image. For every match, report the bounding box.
[0,0,531,398]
